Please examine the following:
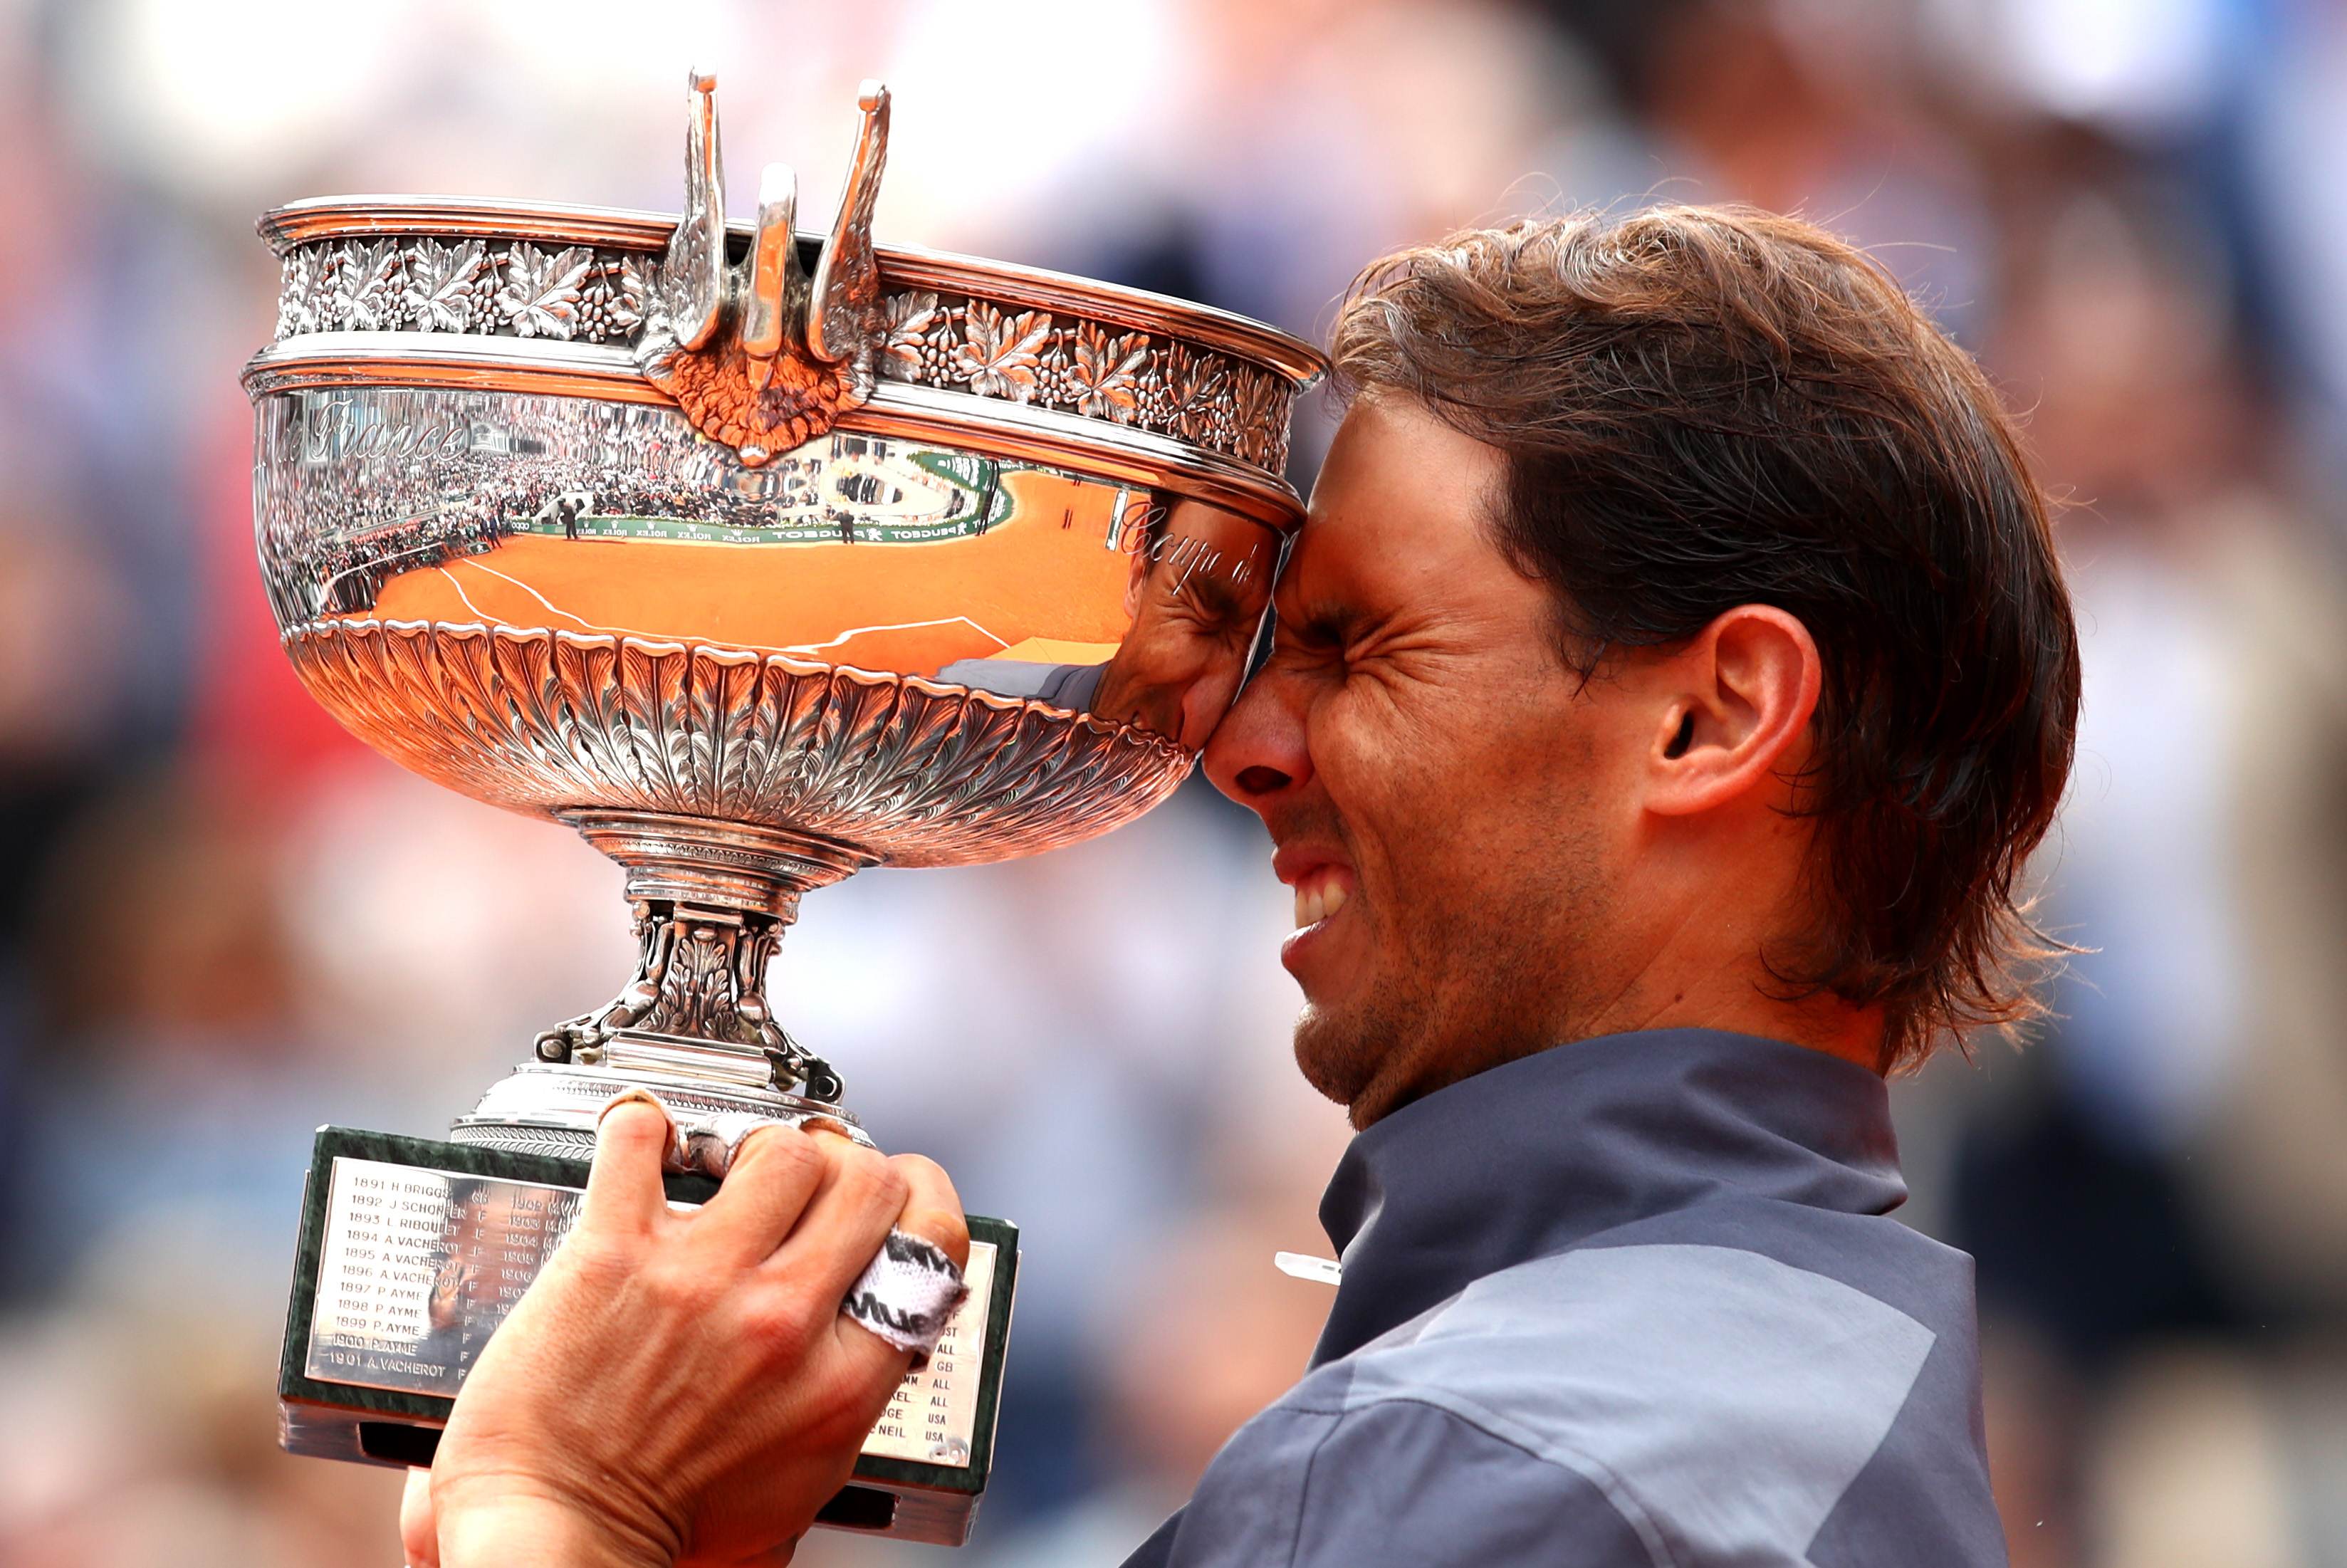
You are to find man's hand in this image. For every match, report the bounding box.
[399,1100,969,1568]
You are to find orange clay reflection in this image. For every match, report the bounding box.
[1091,498,1279,751]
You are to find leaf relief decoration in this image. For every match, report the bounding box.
[1067,323,1149,423]
[404,239,488,333]
[496,244,596,340]
[949,301,1054,401]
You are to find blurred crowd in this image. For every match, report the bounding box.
[4,1,2346,1564]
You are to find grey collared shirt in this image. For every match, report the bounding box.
[1119,1029,2007,1567]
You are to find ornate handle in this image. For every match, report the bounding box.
[636,72,894,464]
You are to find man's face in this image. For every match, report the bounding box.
[1092,500,1279,751]
[1203,393,1653,1127]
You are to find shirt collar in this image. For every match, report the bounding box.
[1310,1028,1906,1366]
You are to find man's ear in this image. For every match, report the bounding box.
[1644,605,1821,817]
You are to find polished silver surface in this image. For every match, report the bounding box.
[249,71,1322,1149]
[450,1064,869,1160]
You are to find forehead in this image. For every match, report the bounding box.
[1282,393,1514,604]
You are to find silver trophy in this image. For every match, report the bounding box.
[249,73,1320,1544]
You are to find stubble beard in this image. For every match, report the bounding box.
[1292,908,1580,1129]
[1292,804,1607,1129]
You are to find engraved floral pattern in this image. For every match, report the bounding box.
[272,238,1299,471]
[1162,345,1228,444]
[330,241,408,330]
[284,619,1193,868]
[880,289,944,378]
[276,246,325,338]
[496,244,597,340]
[948,301,1053,401]
[576,256,647,342]
[1066,322,1149,423]
[1230,370,1282,469]
[403,239,489,333]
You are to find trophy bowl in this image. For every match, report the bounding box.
[244,74,1323,1156]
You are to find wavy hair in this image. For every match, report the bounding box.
[1330,206,2081,1070]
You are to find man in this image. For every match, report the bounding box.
[939,496,1277,746]
[404,205,2076,1566]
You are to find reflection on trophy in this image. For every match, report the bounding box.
[250,73,1320,1544]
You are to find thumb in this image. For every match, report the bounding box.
[401,1465,439,1568]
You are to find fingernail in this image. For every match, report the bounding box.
[598,1088,689,1170]
[596,1086,670,1128]
[799,1114,859,1144]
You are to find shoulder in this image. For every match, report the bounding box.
[1352,1240,1943,1524]
[1171,1233,2002,1567]
[1163,1394,1664,1568]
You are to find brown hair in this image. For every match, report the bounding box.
[1330,205,2080,1071]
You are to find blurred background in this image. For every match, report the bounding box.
[3,0,2345,1562]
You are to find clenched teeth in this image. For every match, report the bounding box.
[1293,875,1350,929]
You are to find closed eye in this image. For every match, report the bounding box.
[1166,566,1247,627]
[1273,587,1357,649]
[1266,605,1360,676]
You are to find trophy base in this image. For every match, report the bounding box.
[449,1060,874,1159]
[279,1126,1017,1547]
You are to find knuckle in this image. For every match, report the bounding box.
[638,1253,718,1313]
[736,1283,823,1358]
[924,1207,973,1268]
[862,1156,911,1211]
[889,1156,968,1244]
[736,1124,822,1181]
[827,1139,892,1192]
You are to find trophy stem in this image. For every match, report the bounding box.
[541,810,877,1098]
[449,810,879,1159]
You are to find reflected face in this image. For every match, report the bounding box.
[1091,499,1279,750]
[1203,394,1641,1127]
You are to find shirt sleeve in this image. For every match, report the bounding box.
[1155,1399,1666,1568]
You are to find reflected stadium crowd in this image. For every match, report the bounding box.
[261,407,872,622]
[6,1,2347,1565]
[300,511,508,619]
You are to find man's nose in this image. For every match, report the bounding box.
[1202,667,1311,810]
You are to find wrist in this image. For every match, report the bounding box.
[434,1486,678,1568]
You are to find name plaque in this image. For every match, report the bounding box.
[306,1155,999,1465]
[280,1127,1019,1545]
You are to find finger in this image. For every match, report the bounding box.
[582,1094,673,1237]
[401,1466,439,1568]
[885,1153,971,1272]
[688,1123,828,1269]
[831,1153,971,1375]
[763,1137,906,1302]
[680,1109,776,1179]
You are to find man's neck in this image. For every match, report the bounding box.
[1577,971,1886,1075]
[1348,986,1882,1129]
